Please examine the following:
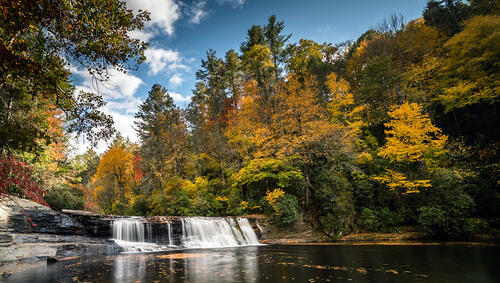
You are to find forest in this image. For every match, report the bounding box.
[1,0,498,239]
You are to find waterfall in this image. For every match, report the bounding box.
[167,220,173,246]
[113,218,146,242]
[112,216,261,252]
[181,217,261,248]
[237,218,260,244]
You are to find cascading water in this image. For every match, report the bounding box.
[113,218,147,242]
[181,217,260,248]
[112,216,261,253]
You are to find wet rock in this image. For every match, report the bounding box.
[55,241,121,258]
[8,210,85,235]
[61,210,113,238]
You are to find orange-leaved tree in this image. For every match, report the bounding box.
[91,146,139,213]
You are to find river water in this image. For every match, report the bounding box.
[3,243,499,282]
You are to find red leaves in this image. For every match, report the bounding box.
[0,153,48,207]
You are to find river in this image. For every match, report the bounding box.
[3,243,499,282]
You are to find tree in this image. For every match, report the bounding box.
[375,103,447,194]
[92,145,137,213]
[264,15,291,82]
[423,0,499,35]
[423,0,470,35]
[0,153,46,206]
[436,15,500,112]
[0,0,149,153]
[379,103,447,163]
[135,84,189,192]
[326,72,365,138]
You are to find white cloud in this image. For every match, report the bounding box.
[216,0,246,8]
[190,1,209,24]
[71,67,144,100]
[71,110,138,155]
[70,66,145,154]
[169,74,184,88]
[144,47,190,75]
[125,0,180,36]
[169,92,191,103]
[128,29,156,42]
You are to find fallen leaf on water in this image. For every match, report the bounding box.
[156,253,209,259]
[303,264,329,269]
[356,267,367,274]
[385,269,399,274]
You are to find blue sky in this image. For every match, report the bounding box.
[71,0,429,153]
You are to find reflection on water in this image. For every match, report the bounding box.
[113,254,147,282]
[2,244,499,282]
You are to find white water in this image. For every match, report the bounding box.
[113,218,147,242]
[112,217,260,253]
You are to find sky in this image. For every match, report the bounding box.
[71,0,429,154]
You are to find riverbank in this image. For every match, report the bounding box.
[1,197,497,265]
[254,215,499,245]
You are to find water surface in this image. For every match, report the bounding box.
[3,244,499,282]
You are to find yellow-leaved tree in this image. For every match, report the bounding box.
[92,146,136,213]
[375,102,447,194]
[326,73,365,139]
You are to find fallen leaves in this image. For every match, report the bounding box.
[156,253,209,259]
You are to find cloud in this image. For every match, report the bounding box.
[169,92,191,103]
[70,66,145,154]
[190,1,209,24]
[216,0,246,8]
[128,29,156,42]
[125,0,180,36]
[169,74,184,88]
[71,110,138,155]
[144,47,190,75]
[71,67,144,100]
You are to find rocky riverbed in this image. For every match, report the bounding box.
[0,197,267,263]
[0,197,123,263]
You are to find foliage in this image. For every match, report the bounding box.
[91,145,140,213]
[5,3,498,241]
[374,102,448,194]
[265,189,300,227]
[379,102,447,164]
[359,207,396,232]
[436,15,500,111]
[0,0,149,151]
[0,153,46,205]
[149,177,191,216]
[417,189,476,238]
[44,183,84,211]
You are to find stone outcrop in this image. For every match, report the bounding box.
[7,210,85,235]
[0,196,268,263]
[0,197,120,263]
[0,233,121,262]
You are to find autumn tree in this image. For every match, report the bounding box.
[436,15,500,112]
[375,102,447,194]
[92,145,138,213]
[0,0,149,153]
[135,84,189,193]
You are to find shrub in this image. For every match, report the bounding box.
[265,189,300,227]
[417,188,476,238]
[44,184,84,211]
[358,207,396,232]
